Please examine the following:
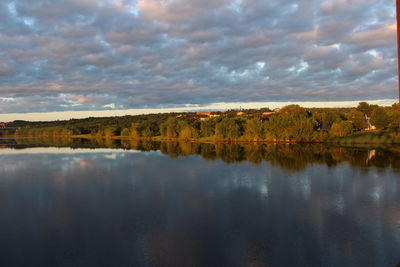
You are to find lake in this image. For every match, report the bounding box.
[0,138,399,267]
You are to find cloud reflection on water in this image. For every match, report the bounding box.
[0,143,399,266]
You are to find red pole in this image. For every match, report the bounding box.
[397,0,400,102]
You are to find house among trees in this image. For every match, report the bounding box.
[262,111,274,117]
[8,102,399,142]
[196,111,212,116]
[196,112,220,118]
[262,108,281,117]
[0,123,5,128]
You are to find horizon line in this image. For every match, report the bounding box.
[0,99,397,122]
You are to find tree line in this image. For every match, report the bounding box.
[8,102,400,142]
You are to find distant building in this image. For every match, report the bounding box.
[262,108,281,117]
[236,111,245,116]
[196,112,219,118]
[196,111,211,116]
[196,111,212,116]
[262,111,275,117]
[0,123,5,128]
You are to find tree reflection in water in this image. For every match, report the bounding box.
[0,138,399,266]
[2,138,400,171]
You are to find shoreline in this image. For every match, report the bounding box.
[4,132,400,146]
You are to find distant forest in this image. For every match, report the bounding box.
[3,102,400,143]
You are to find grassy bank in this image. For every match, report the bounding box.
[53,131,400,145]
[6,130,400,146]
[327,131,400,145]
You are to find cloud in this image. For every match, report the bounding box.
[0,0,397,114]
[343,24,396,49]
[138,0,230,22]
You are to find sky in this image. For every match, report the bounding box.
[0,0,398,121]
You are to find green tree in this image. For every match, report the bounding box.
[356,102,371,115]
[370,107,389,130]
[102,126,115,139]
[161,117,179,138]
[263,111,314,141]
[176,121,197,139]
[138,122,153,137]
[330,121,353,137]
[121,128,130,137]
[113,126,122,136]
[280,104,307,115]
[346,109,367,131]
[357,102,378,116]
[167,117,179,138]
[179,126,198,139]
[243,119,263,140]
[388,104,400,132]
[160,122,167,137]
[200,119,215,137]
[130,123,140,137]
[215,118,240,139]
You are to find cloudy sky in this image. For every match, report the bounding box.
[0,0,397,120]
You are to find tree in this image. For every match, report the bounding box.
[130,123,140,137]
[200,119,215,137]
[357,102,378,116]
[243,119,263,140]
[356,102,371,115]
[280,104,307,115]
[113,126,122,136]
[179,125,198,139]
[388,104,400,132]
[215,118,240,139]
[330,121,353,137]
[263,110,314,141]
[139,122,153,137]
[370,107,389,130]
[165,117,179,138]
[260,107,272,113]
[177,121,198,139]
[102,126,115,139]
[121,128,130,137]
[346,109,367,131]
[160,122,167,137]
[311,111,340,131]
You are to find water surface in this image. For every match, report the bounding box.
[0,139,399,267]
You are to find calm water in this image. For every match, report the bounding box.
[0,139,400,267]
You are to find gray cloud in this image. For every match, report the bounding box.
[0,0,397,113]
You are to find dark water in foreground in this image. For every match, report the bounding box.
[0,139,399,267]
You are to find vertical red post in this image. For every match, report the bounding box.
[397,0,400,102]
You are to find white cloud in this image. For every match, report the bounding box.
[0,0,397,115]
